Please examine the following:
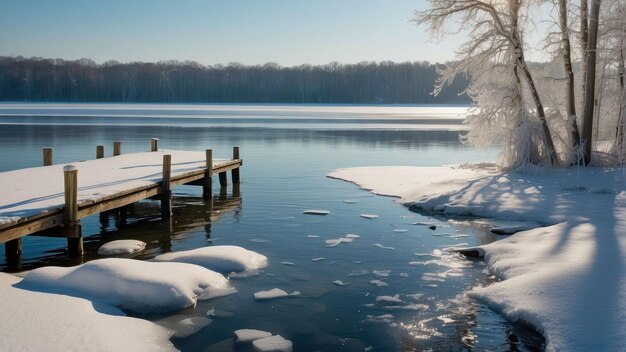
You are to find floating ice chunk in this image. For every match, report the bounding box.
[281,262,294,266]
[393,229,408,233]
[154,245,268,273]
[311,257,326,262]
[372,270,391,277]
[383,304,429,311]
[348,269,369,277]
[370,280,388,287]
[249,239,272,243]
[399,273,409,277]
[353,260,362,264]
[332,280,349,286]
[325,239,342,247]
[252,335,293,352]
[413,221,435,226]
[159,316,212,338]
[376,314,394,320]
[229,269,262,279]
[254,288,289,300]
[339,237,355,243]
[234,329,272,343]
[18,259,235,313]
[345,234,359,239]
[360,214,379,219]
[405,293,423,301]
[303,210,330,215]
[438,316,456,324]
[376,295,403,304]
[343,200,359,204]
[450,234,469,239]
[372,243,394,250]
[307,235,320,238]
[97,240,146,256]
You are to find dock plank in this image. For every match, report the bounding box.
[0,150,241,241]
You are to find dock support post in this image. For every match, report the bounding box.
[43,147,53,166]
[219,171,227,187]
[161,154,172,220]
[232,146,240,184]
[151,138,159,152]
[203,149,213,199]
[5,238,22,259]
[96,145,104,159]
[113,141,121,156]
[64,165,83,257]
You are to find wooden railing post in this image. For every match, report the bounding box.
[113,141,121,156]
[96,145,104,159]
[161,154,172,219]
[43,147,53,166]
[64,165,83,257]
[151,138,159,152]
[232,145,241,184]
[203,149,213,199]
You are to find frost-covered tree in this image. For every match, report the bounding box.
[414,0,560,168]
[581,0,602,165]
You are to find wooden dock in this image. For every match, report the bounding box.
[0,139,242,259]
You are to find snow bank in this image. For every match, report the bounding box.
[329,165,626,351]
[0,272,175,352]
[98,240,146,256]
[18,258,236,313]
[153,245,268,273]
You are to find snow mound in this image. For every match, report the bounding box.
[252,335,293,352]
[235,329,272,343]
[0,273,175,352]
[18,258,236,313]
[154,245,268,273]
[97,240,146,256]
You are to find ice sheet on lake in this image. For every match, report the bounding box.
[97,240,146,256]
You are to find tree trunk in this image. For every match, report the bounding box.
[581,0,601,165]
[560,0,581,154]
[510,0,559,165]
[617,35,625,163]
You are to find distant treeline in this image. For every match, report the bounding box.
[0,56,469,104]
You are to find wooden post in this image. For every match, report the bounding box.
[43,147,53,166]
[203,149,213,199]
[113,141,121,156]
[96,145,104,159]
[161,154,172,220]
[219,171,227,187]
[232,145,241,184]
[5,238,22,258]
[151,138,159,152]
[63,165,83,257]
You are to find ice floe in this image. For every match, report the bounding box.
[372,243,394,250]
[252,335,293,352]
[235,329,272,343]
[332,280,349,286]
[254,288,299,300]
[360,214,379,219]
[369,280,388,287]
[303,210,330,215]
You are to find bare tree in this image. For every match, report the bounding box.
[415,0,560,166]
[581,0,602,164]
[558,0,582,154]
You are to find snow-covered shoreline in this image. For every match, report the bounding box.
[328,165,626,351]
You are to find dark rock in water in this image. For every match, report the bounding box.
[508,333,519,343]
[428,225,437,230]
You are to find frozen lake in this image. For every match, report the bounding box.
[0,104,543,351]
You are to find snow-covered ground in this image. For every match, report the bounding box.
[329,165,626,351]
[0,272,176,352]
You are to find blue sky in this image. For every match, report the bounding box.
[0,0,462,66]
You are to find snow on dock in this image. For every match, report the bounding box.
[0,142,242,258]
